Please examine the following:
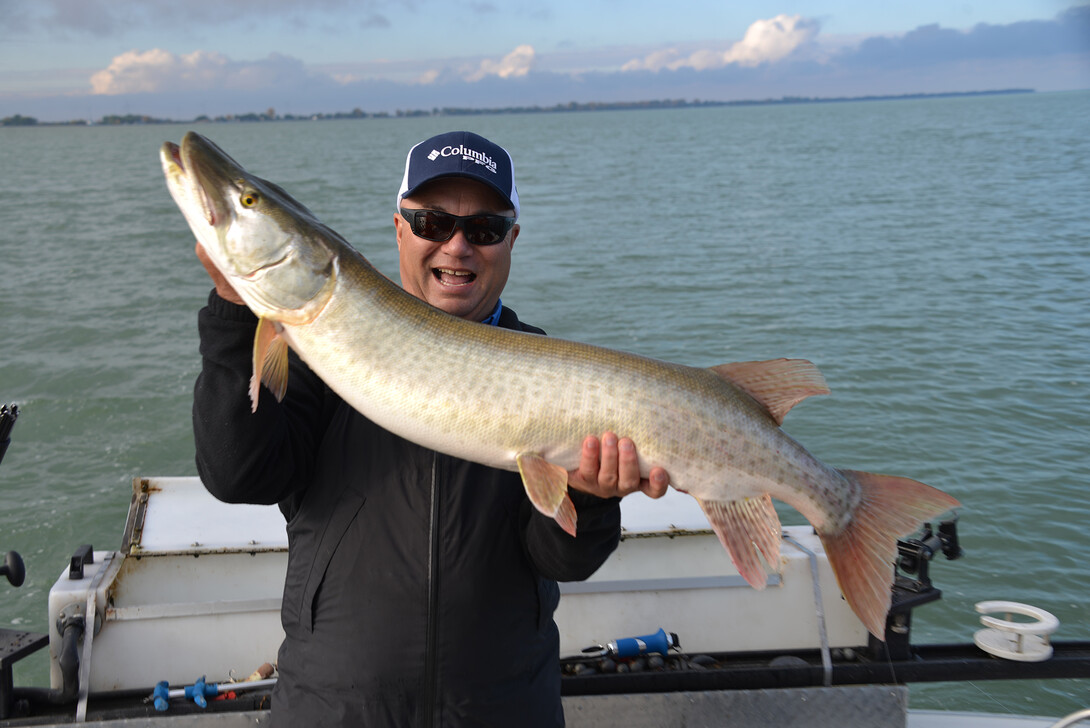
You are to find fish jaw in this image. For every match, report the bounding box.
[160,140,222,254]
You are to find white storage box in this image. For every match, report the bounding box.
[47,477,288,692]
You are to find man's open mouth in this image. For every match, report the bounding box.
[433,267,476,286]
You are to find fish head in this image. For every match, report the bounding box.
[161,131,336,325]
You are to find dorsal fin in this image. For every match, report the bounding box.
[710,359,829,425]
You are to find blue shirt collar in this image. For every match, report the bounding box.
[480,299,503,327]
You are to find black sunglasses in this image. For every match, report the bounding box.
[399,208,516,246]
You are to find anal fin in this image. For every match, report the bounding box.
[516,452,577,537]
[698,494,782,589]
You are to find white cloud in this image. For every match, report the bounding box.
[319,46,535,87]
[89,49,317,95]
[416,69,441,85]
[623,14,819,72]
[91,49,211,94]
[621,48,683,72]
[465,44,535,82]
[725,14,819,66]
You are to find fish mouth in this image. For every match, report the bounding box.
[167,141,183,169]
[162,139,222,227]
[433,267,476,287]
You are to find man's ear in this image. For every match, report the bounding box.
[394,213,406,250]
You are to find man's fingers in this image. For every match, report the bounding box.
[569,433,670,500]
[597,432,620,489]
[576,435,600,484]
[643,468,670,499]
[617,437,641,494]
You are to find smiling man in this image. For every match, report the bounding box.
[193,130,668,727]
[394,133,519,323]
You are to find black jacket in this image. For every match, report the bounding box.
[193,291,622,727]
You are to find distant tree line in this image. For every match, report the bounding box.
[2,114,41,126]
[1,89,1034,128]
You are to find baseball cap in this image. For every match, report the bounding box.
[396,131,520,219]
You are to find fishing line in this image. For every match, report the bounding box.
[965,679,1019,715]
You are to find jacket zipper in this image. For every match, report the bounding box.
[423,452,441,727]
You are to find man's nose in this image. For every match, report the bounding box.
[439,227,474,254]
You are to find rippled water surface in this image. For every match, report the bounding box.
[1,91,1088,715]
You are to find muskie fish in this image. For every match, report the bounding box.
[162,132,959,639]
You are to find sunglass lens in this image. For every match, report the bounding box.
[463,216,504,245]
[417,211,456,241]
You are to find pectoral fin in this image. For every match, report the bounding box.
[698,494,782,589]
[250,317,289,412]
[516,452,577,537]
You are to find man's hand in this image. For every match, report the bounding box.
[195,242,245,305]
[567,432,669,500]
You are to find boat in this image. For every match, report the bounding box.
[1,409,1088,727]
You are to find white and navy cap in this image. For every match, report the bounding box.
[396,131,520,219]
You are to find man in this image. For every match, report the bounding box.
[193,131,668,727]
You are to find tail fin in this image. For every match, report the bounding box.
[819,470,960,640]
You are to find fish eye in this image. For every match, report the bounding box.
[241,191,260,208]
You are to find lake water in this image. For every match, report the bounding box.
[1,90,1088,716]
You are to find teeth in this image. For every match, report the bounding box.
[437,268,471,277]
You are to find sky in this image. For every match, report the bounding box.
[1,0,1088,122]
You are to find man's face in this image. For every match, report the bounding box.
[395,177,519,322]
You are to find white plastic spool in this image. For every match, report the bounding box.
[973,600,1058,662]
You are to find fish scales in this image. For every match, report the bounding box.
[303,265,786,492]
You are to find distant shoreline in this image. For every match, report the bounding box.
[1,88,1035,127]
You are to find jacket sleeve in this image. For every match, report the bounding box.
[193,290,331,509]
[522,491,622,582]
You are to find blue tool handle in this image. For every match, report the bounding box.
[184,676,218,708]
[608,628,675,658]
[153,681,170,712]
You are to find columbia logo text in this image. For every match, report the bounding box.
[430,145,498,174]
